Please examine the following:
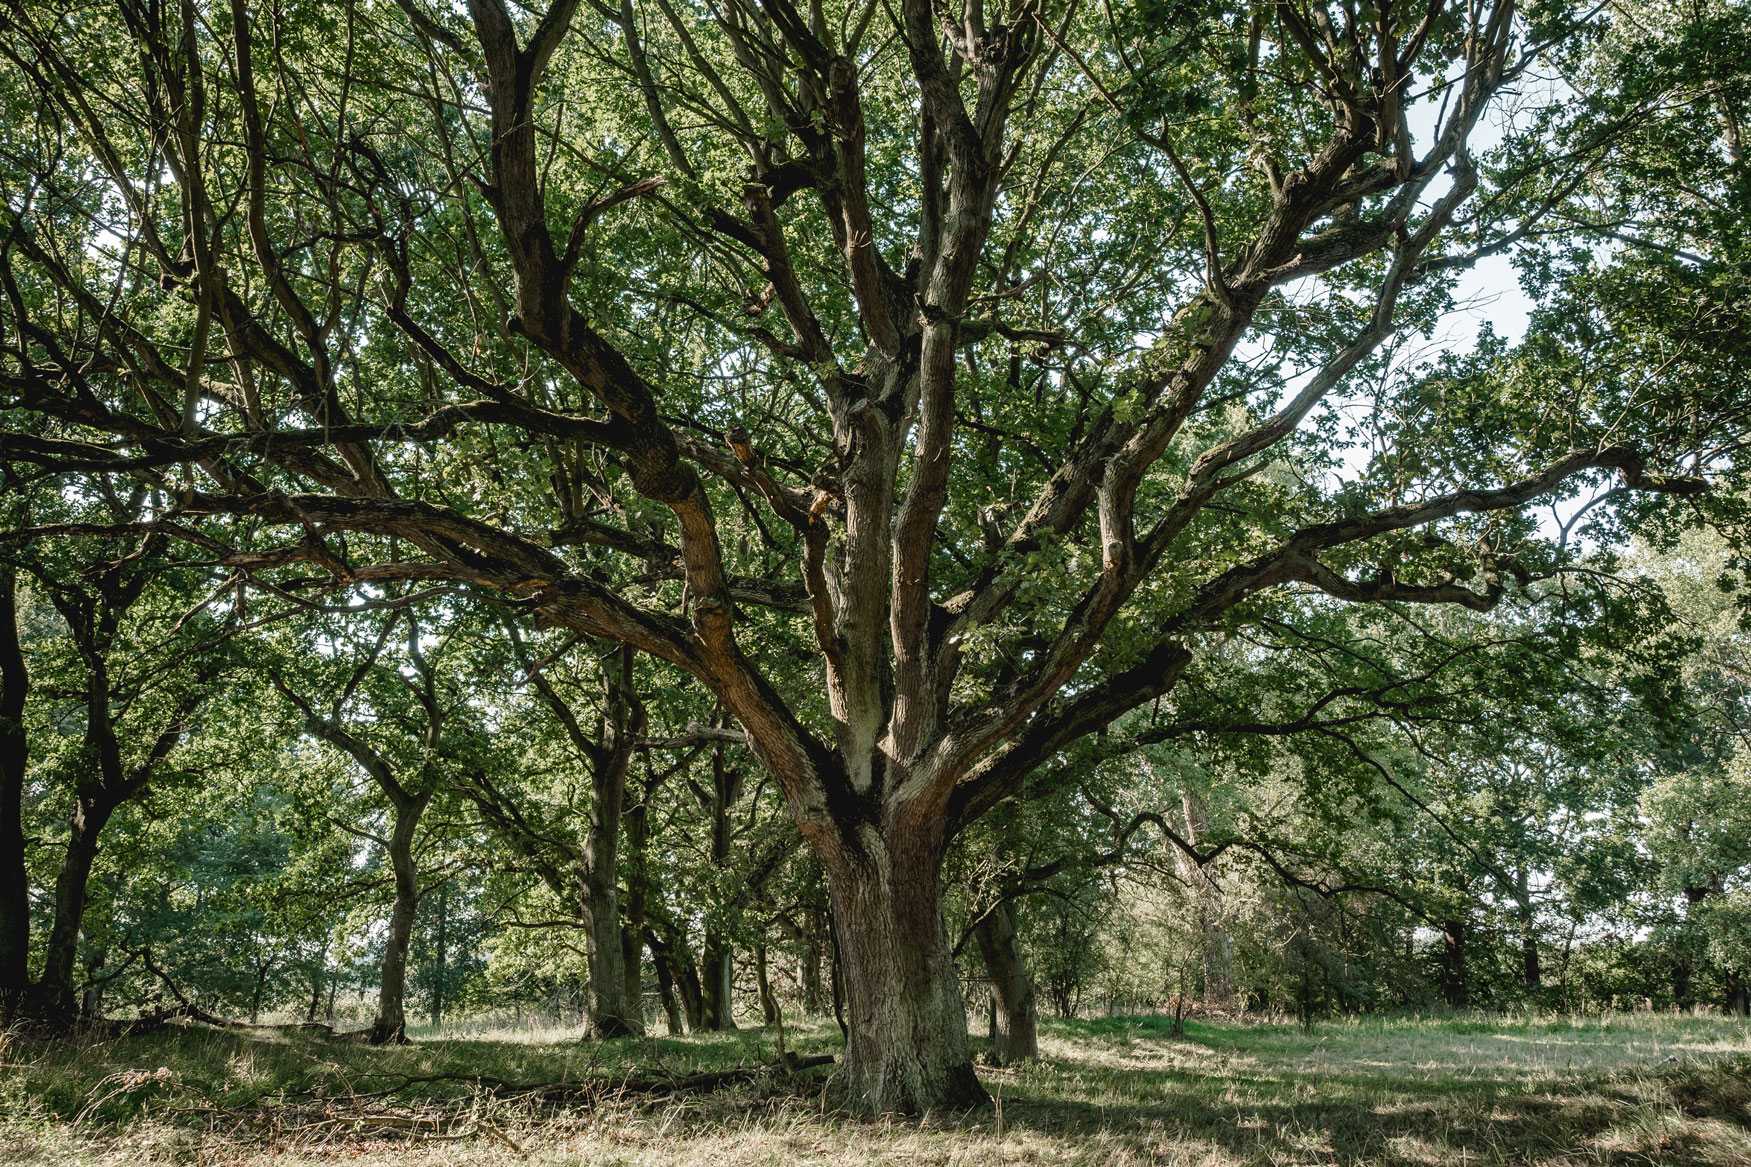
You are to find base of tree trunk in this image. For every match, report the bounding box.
[6,984,78,1036]
[367,1020,409,1045]
[827,848,988,1113]
[591,1014,639,1039]
[839,1043,989,1113]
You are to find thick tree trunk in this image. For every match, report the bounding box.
[972,899,1038,1063]
[0,567,28,1025]
[821,838,985,1113]
[700,928,737,1030]
[371,796,428,1044]
[1521,931,1540,990]
[582,874,633,1036]
[1672,958,1693,1012]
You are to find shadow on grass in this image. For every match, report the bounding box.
[978,1020,1751,1167]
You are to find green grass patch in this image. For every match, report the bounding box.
[3,1011,1749,1165]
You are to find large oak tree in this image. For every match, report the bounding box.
[1,0,1744,1108]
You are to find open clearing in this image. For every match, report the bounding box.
[4,1012,1749,1166]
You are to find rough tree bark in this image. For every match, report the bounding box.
[972,899,1038,1063]
[818,826,983,1111]
[579,645,644,1037]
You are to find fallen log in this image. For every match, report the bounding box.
[354,1051,837,1103]
[528,1051,837,1100]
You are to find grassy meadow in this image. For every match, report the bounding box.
[3,1011,1749,1166]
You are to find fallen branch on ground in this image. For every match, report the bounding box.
[349,1051,837,1102]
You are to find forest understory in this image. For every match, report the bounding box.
[5,1012,1750,1167]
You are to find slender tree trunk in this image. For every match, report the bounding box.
[755,944,780,1025]
[430,882,448,1029]
[622,777,651,1032]
[972,899,1038,1063]
[650,936,686,1034]
[250,959,270,1024]
[819,835,985,1113]
[698,740,739,1031]
[79,870,119,1022]
[1440,918,1469,1009]
[307,961,324,1023]
[582,645,640,1038]
[371,794,428,1044]
[0,567,28,1025]
[81,945,106,1022]
[647,922,703,1030]
[1514,874,1540,991]
[1178,789,1234,1005]
[799,907,826,1015]
[829,909,848,1040]
[34,793,119,1024]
